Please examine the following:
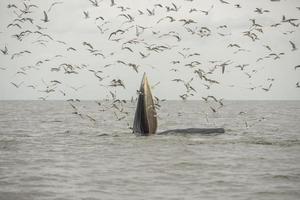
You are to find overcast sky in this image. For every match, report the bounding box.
[0,0,299,100]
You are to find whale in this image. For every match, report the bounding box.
[133,73,158,135]
[132,73,225,136]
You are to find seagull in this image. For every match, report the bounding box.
[11,81,24,88]
[108,29,125,40]
[207,95,218,102]
[154,4,163,8]
[171,60,180,64]
[262,83,273,92]
[172,78,183,82]
[7,23,22,29]
[165,3,180,12]
[39,96,49,101]
[118,13,134,22]
[219,0,230,4]
[39,88,56,93]
[47,1,63,12]
[41,11,49,22]
[7,4,17,9]
[27,85,36,89]
[122,46,133,52]
[157,16,176,24]
[146,8,155,16]
[86,114,96,122]
[89,0,100,7]
[179,18,196,25]
[109,79,125,88]
[0,45,8,55]
[137,10,144,15]
[59,90,66,96]
[82,41,93,49]
[254,8,270,14]
[139,51,150,58]
[170,68,178,72]
[83,11,89,19]
[67,47,76,51]
[263,45,272,51]
[110,0,116,7]
[15,71,27,75]
[235,64,249,70]
[198,5,214,15]
[179,94,188,100]
[50,80,62,85]
[210,106,217,113]
[128,63,139,73]
[227,43,241,48]
[295,65,300,70]
[113,112,126,121]
[117,6,130,12]
[289,41,297,51]
[95,16,104,21]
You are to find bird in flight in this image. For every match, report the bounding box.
[11,81,24,88]
[83,11,89,19]
[47,1,63,12]
[41,11,49,22]
[289,41,297,51]
[111,0,116,7]
[262,83,273,92]
[89,0,100,7]
[219,0,230,4]
[0,45,8,55]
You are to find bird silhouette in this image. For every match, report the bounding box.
[41,11,49,22]
[83,11,89,19]
[47,2,63,12]
[289,41,297,51]
[0,45,8,55]
[11,81,24,88]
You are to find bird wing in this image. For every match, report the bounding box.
[108,31,116,39]
[43,11,48,21]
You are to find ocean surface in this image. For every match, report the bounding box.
[0,100,300,200]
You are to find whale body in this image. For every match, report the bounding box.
[133,73,157,135]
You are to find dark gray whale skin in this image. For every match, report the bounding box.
[157,128,225,135]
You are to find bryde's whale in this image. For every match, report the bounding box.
[132,73,225,136]
[133,73,158,135]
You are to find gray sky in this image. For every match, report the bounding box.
[0,0,299,100]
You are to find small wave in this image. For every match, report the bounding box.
[272,175,293,180]
[40,120,63,123]
[96,133,110,137]
[247,139,300,147]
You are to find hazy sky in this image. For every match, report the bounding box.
[0,0,299,100]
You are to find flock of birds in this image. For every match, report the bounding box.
[0,0,299,129]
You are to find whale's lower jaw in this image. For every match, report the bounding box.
[158,128,225,135]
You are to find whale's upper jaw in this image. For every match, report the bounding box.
[133,73,157,135]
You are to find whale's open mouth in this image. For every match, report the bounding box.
[133,73,158,135]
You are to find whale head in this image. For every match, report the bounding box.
[133,73,157,135]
